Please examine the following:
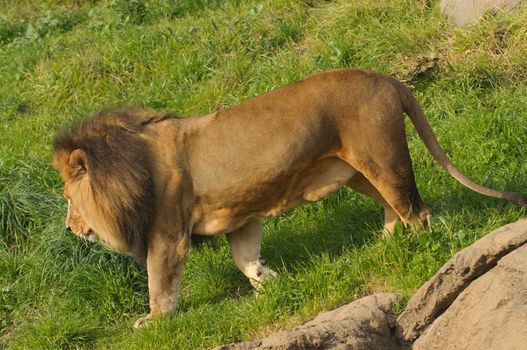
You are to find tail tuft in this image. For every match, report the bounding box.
[505,192,527,207]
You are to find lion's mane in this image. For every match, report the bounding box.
[53,109,176,260]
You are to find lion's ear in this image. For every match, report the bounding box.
[69,149,89,176]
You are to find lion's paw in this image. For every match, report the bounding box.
[249,267,277,289]
[133,314,153,329]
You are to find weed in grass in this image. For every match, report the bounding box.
[113,0,148,25]
[0,17,25,45]
[7,10,86,47]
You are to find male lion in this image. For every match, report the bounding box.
[52,69,526,328]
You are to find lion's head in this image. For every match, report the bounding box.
[52,109,174,261]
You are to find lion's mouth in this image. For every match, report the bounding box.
[83,230,97,242]
[77,229,97,242]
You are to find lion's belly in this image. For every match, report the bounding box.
[300,158,357,201]
[192,158,357,235]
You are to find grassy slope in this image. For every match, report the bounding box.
[1,0,526,348]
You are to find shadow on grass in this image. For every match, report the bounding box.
[262,193,384,268]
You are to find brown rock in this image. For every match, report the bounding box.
[397,218,527,342]
[413,244,527,349]
[440,0,523,27]
[215,293,402,350]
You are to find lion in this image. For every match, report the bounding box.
[52,69,526,328]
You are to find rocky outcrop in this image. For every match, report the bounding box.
[215,219,527,350]
[397,218,527,342]
[412,244,527,350]
[439,0,524,27]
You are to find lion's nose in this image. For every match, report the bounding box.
[65,223,71,231]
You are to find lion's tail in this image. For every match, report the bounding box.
[394,79,527,207]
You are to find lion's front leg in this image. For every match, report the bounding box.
[227,218,277,289]
[134,233,190,328]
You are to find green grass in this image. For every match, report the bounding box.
[1,0,526,348]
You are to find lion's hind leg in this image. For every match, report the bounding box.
[351,158,430,231]
[346,173,400,234]
[227,218,277,289]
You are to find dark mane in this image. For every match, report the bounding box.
[53,108,177,260]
